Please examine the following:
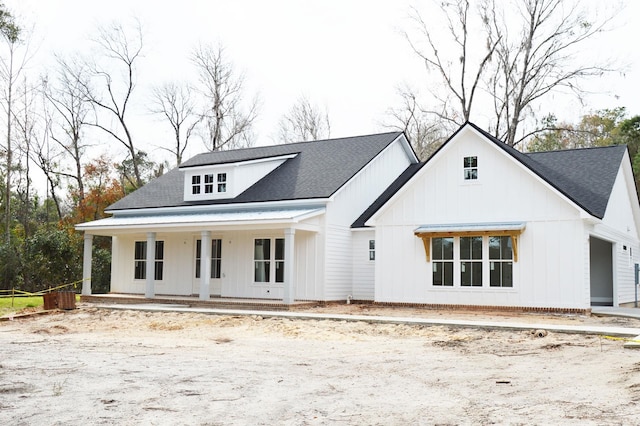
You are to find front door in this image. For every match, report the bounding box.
[192,238,222,296]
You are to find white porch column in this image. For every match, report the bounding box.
[145,232,156,298]
[283,228,295,304]
[200,230,211,301]
[82,233,93,295]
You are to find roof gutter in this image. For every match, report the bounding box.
[105,198,330,217]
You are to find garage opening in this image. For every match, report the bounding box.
[589,236,613,306]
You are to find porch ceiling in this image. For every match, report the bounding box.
[76,207,325,235]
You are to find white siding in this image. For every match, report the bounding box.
[373,127,592,309]
[352,231,375,300]
[108,227,324,301]
[324,137,414,300]
[602,159,639,236]
[110,234,194,296]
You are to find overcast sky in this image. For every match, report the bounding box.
[5,0,640,165]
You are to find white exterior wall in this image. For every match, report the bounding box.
[110,233,195,296]
[324,137,414,300]
[594,155,640,306]
[108,222,324,300]
[373,127,593,309]
[352,230,375,300]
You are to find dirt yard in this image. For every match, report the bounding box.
[1,305,640,425]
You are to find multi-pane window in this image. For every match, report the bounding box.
[254,239,271,283]
[204,174,215,193]
[463,156,478,180]
[254,238,285,283]
[489,236,513,287]
[432,237,453,286]
[460,236,482,286]
[134,241,164,280]
[191,175,201,194]
[217,173,227,193]
[369,240,375,261]
[195,239,222,279]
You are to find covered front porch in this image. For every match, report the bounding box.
[76,207,325,304]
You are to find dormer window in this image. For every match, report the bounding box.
[463,156,478,180]
[217,173,227,193]
[191,175,201,194]
[181,152,298,202]
[204,174,215,193]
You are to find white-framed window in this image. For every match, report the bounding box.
[195,239,222,279]
[369,240,375,261]
[489,236,513,287]
[429,235,515,288]
[463,156,478,180]
[254,238,285,283]
[134,240,164,280]
[204,174,215,193]
[460,236,482,287]
[191,175,201,194]
[432,237,453,286]
[217,173,227,193]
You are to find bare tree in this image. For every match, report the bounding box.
[149,81,201,165]
[44,56,92,205]
[191,43,259,151]
[385,88,448,160]
[488,0,615,146]
[404,0,500,127]
[77,19,146,188]
[278,95,331,143]
[0,10,23,242]
[402,0,616,147]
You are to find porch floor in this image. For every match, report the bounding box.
[80,293,319,311]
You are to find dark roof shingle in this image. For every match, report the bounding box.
[352,122,627,226]
[107,132,404,211]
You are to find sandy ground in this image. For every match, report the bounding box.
[1,305,640,425]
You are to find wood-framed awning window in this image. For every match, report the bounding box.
[414,222,526,262]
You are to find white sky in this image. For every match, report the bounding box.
[5,0,640,171]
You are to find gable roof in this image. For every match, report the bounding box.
[467,122,627,219]
[107,132,406,212]
[354,122,628,227]
[351,162,426,228]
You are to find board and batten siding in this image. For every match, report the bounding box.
[323,136,415,301]
[110,234,194,296]
[351,230,376,300]
[372,127,594,309]
[593,155,640,306]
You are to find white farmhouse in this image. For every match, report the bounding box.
[77,123,640,311]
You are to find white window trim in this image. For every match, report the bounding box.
[428,236,516,289]
[253,237,285,286]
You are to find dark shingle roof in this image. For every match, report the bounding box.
[468,122,627,219]
[351,122,627,227]
[107,132,404,211]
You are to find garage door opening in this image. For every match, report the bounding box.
[589,236,613,306]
